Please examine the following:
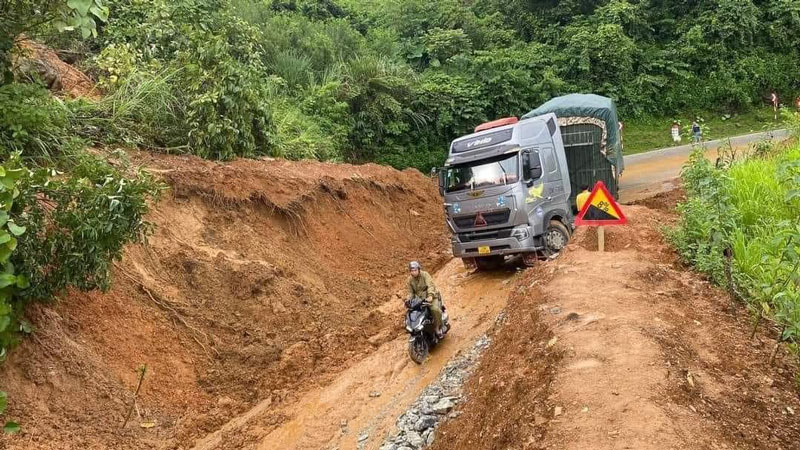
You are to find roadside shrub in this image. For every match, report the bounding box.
[70,66,186,149]
[671,144,800,357]
[0,83,70,161]
[12,152,161,302]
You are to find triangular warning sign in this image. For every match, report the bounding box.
[575,181,627,226]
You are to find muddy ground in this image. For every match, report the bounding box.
[0,154,451,449]
[1,151,798,449]
[433,190,800,450]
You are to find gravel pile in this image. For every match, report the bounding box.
[371,335,491,450]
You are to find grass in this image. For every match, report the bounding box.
[671,140,800,358]
[623,107,788,155]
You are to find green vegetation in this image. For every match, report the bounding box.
[624,107,788,155]
[671,119,800,362]
[7,0,800,170]
[1,2,162,429]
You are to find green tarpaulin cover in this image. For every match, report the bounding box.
[522,93,624,173]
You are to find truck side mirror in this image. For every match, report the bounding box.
[437,169,446,196]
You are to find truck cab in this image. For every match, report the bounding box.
[438,113,573,270]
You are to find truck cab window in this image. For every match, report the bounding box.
[445,153,519,193]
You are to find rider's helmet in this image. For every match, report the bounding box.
[409,261,421,270]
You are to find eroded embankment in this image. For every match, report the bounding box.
[0,154,450,449]
[432,190,800,450]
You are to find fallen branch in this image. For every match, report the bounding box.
[122,365,147,429]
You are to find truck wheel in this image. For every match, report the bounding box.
[475,255,503,271]
[543,220,570,258]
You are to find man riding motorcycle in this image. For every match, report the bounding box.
[406,261,445,338]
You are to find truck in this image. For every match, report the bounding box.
[436,94,624,270]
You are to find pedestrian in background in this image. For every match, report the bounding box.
[691,120,701,144]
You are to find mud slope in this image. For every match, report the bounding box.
[0,154,450,449]
[434,191,800,449]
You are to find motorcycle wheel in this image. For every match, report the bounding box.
[408,337,429,364]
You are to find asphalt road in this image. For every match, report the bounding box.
[618,129,790,202]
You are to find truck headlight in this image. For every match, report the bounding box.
[511,228,529,240]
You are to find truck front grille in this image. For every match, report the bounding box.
[458,229,513,243]
[453,209,511,229]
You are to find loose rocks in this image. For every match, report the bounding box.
[375,334,491,449]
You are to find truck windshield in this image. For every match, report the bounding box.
[445,153,519,193]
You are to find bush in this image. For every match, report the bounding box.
[12,152,161,302]
[0,84,70,161]
[671,145,800,355]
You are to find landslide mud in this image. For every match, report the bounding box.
[432,195,800,449]
[192,258,520,450]
[0,154,451,449]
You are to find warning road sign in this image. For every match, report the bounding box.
[575,181,627,226]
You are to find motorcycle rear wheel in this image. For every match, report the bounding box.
[408,337,429,364]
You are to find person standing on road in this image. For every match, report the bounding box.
[406,261,444,338]
[691,120,701,143]
[576,185,591,213]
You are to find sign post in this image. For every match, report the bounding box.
[574,181,627,252]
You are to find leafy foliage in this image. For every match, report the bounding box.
[671,142,800,355]
[7,0,800,170]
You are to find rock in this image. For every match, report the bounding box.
[554,406,563,417]
[431,398,455,415]
[405,431,425,448]
[217,396,234,408]
[358,432,369,442]
[426,430,435,446]
[423,395,439,404]
[414,415,436,431]
[340,420,348,428]
[379,444,397,450]
[370,391,382,398]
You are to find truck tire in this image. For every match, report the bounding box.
[475,255,503,271]
[543,220,570,258]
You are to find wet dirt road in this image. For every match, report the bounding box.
[191,258,519,450]
[619,129,788,202]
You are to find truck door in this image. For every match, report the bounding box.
[539,145,568,207]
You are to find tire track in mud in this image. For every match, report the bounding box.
[191,258,521,450]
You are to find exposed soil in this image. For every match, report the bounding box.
[199,259,519,450]
[0,154,450,449]
[429,267,561,450]
[15,39,99,99]
[430,195,800,449]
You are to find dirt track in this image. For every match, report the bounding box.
[190,259,517,449]
[432,191,800,449]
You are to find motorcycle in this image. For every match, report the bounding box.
[404,295,450,364]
